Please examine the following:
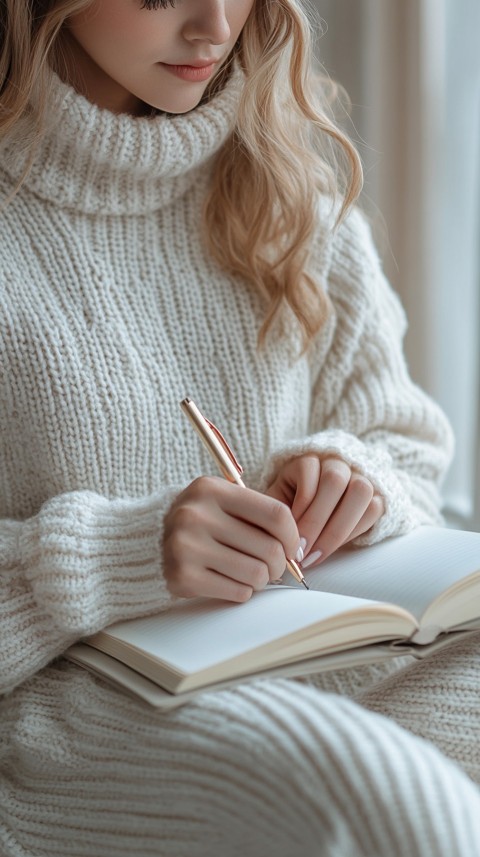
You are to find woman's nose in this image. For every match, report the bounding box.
[181,0,231,46]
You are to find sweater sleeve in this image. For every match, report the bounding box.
[258,207,454,542]
[0,487,182,695]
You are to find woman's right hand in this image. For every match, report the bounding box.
[163,476,301,602]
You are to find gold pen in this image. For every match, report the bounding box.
[180,397,309,590]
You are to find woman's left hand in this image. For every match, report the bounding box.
[265,454,385,569]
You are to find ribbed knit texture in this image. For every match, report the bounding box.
[2,666,480,857]
[1,65,479,856]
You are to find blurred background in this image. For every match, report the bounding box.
[311,0,480,530]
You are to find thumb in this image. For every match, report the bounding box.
[264,480,290,505]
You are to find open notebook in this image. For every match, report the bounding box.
[65,525,480,707]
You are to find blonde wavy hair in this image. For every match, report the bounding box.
[0,0,363,351]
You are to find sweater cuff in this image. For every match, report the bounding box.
[258,429,417,544]
[18,488,182,636]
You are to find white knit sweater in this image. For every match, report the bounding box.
[2,65,479,857]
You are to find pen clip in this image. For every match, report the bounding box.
[204,418,244,477]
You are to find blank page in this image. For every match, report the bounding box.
[300,526,480,619]
[100,589,379,674]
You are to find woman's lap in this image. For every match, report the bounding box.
[1,650,480,856]
[356,630,480,783]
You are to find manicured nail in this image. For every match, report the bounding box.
[295,537,307,562]
[301,549,322,569]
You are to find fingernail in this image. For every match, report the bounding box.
[295,537,307,562]
[301,549,322,569]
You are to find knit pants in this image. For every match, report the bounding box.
[1,634,480,857]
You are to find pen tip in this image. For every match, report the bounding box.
[301,578,310,590]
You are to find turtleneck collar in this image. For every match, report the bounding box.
[0,63,244,216]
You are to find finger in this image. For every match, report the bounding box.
[296,457,352,554]
[264,473,297,508]
[347,494,385,541]
[217,482,300,560]
[289,456,322,520]
[305,473,374,563]
[206,542,271,590]
[265,456,321,529]
[174,525,292,597]
[210,513,292,582]
[186,477,299,557]
[169,562,254,603]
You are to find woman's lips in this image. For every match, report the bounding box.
[159,63,216,82]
